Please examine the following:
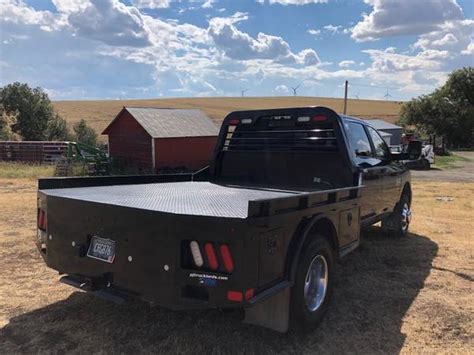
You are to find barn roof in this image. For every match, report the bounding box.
[103,107,219,138]
[365,119,402,130]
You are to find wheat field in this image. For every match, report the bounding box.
[52,96,403,135]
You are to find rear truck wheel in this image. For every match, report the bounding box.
[290,237,334,328]
[382,193,412,237]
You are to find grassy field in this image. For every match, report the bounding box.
[0,176,472,353]
[433,153,470,169]
[0,162,54,179]
[52,96,403,136]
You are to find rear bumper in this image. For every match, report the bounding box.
[60,275,134,304]
[59,275,291,310]
[56,273,287,311]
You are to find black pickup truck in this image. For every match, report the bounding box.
[36,107,411,332]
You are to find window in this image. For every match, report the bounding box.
[344,122,372,158]
[367,126,391,159]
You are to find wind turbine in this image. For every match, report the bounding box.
[383,88,392,100]
[353,92,360,99]
[291,83,301,96]
[240,88,249,97]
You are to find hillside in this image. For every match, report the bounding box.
[52,96,403,135]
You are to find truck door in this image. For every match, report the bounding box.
[366,126,399,211]
[344,121,384,219]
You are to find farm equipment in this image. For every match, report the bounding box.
[54,142,109,176]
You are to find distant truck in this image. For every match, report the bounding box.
[36,107,412,332]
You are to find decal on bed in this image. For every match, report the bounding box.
[189,272,228,281]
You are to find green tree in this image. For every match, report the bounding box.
[72,119,98,147]
[46,113,72,141]
[0,82,54,140]
[399,67,474,147]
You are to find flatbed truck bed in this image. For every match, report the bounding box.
[41,181,306,219]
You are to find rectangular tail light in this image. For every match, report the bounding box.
[37,209,47,231]
[204,243,218,270]
[219,244,234,273]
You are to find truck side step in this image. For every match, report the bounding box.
[60,275,130,305]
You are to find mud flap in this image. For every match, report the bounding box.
[243,287,290,333]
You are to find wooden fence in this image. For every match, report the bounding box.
[0,141,69,164]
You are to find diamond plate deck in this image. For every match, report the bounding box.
[42,182,303,219]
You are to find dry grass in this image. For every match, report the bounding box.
[0,162,55,179]
[53,96,403,135]
[0,179,473,353]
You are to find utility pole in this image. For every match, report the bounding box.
[343,80,348,114]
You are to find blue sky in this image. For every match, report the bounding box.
[1,0,473,101]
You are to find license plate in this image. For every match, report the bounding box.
[87,236,115,263]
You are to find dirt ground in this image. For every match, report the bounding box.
[411,151,474,182]
[0,176,473,353]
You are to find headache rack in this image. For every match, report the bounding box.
[222,125,338,152]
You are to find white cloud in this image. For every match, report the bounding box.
[131,0,171,9]
[323,24,342,34]
[307,29,321,36]
[461,41,474,55]
[432,33,458,46]
[274,84,289,93]
[339,60,355,67]
[363,47,446,72]
[257,0,328,4]
[413,19,474,53]
[352,0,464,42]
[300,48,320,65]
[66,0,152,47]
[321,24,351,35]
[0,0,65,31]
[207,13,320,65]
[52,0,90,13]
[202,0,216,8]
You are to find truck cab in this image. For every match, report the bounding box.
[340,115,411,225]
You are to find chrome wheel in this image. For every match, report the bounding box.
[401,202,412,232]
[304,255,328,312]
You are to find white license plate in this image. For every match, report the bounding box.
[87,236,115,263]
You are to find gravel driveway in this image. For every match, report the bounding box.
[411,151,473,182]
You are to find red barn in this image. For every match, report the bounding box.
[102,107,219,172]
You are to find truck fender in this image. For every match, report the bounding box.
[286,214,338,283]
